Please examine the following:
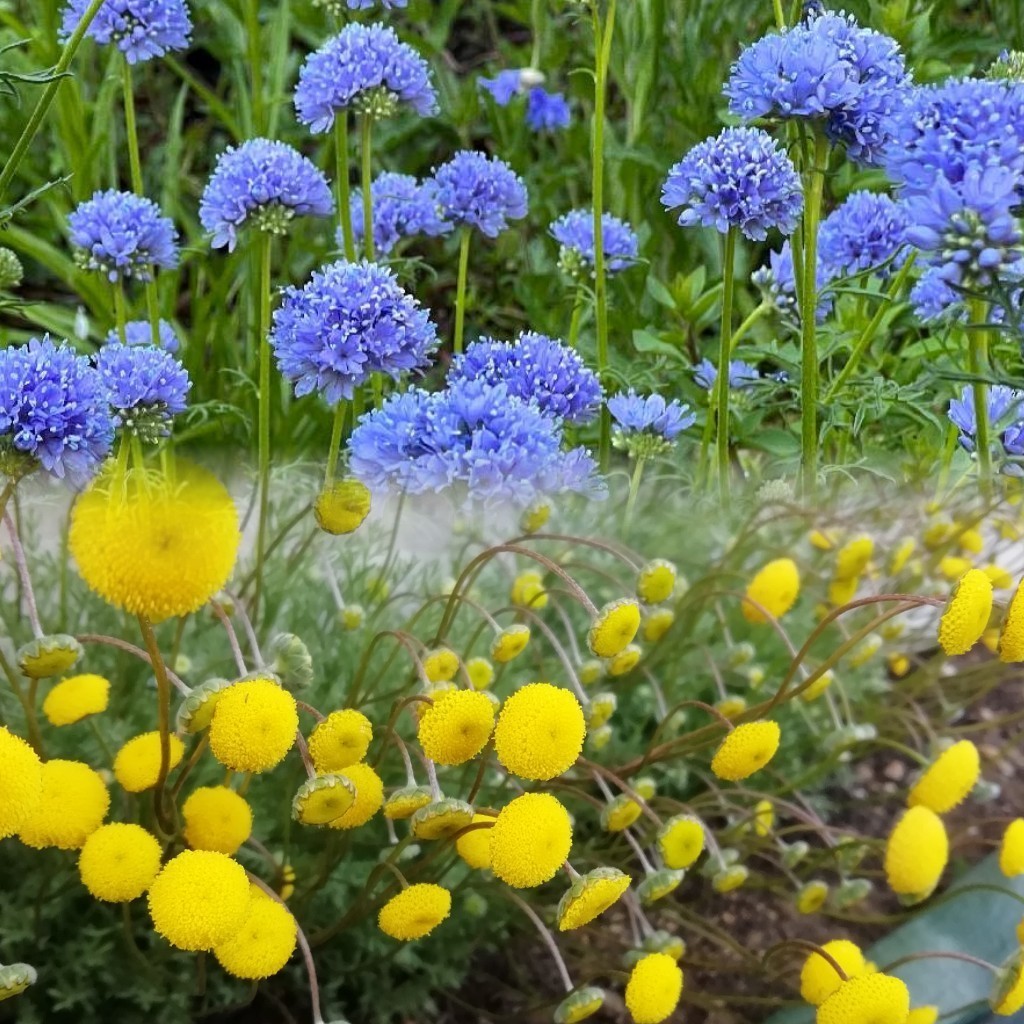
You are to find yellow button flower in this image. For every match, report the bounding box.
[329,762,384,829]
[114,732,185,793]
[588,598,641,658]
[884,805,948,901]
[601,795,642,832]
[214,886,298,979]
[378,883,452,941]
[624,952,683,1024]
[555,987,605,1024]
[938,568,993,656]
[828,575,859,607]
[835,535,874,580]
[183,786,253,855]
[1000,819,1024,877]
[608,644,642,676]
[799,940,869,1005]
[809,528,839,551]
[313,479,371,535]
[908,740,980,814]
[907,1008,939,1024]
[643,609,675,643]
[743,557,800,623]
[711,865,748,893]
[16,633,83,679]
[465,657,495,690]
[801,670,834,702]
[489,792,572,888]
[455,814,495,870]
[417,689,495,766]
[511,569,548,609]
[292,774,356,827]
[78,823,161,902]
[657,815,704,870]
[816,974,909,1024]
[984,564,1014,590]
[993,951,1024,1015]
[797,880,830,914]
[176,677,230,734]
[890,537,916,575]
[520,500,551,534]
[556,867,630,931]
[383,785,432,821]
[18,759,109,850]
[491,624,530,663]
[999,578,1024,663]
[0,726,41,839]
[307,708,373,773]
[42,674,110,726]
[753,798,774,837]
[422,647,459,683]
[494,682,586,781]
[939,555,972,580]
[710,721,781,782]
[410,798,475,840]
[636,560,677,605]
[209,677,298,773]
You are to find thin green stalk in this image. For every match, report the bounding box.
[0,0,108,201]
[567,285,586,348]
[530,0,544,68]
[253,232,273,617]
[113,280,128,343]
[729,301,769,355]
[335,116,355,262]
[772,0,786,28]
[244,0,265,135]
[0,646,43,756]
[360,113,375,262]
[968,298,993,499]
[323,401,347,490]
[716,227,738,507]
[137,615,175,836]
[623,455,646,536]
[453,227,471,355]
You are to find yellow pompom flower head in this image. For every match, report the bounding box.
[743,558,800,623]
[209,677,298,773]
[657,814,704,870]
[16,633,82,679]
[307,708,373,773]
[588,598,641,658]
[417,689,495,766]
[0,726,42,839]
[643,608,675,643]
[313,478,370,535]
[817,974,910,1024]
[938,568,993,656]
[42,673,110,726]
[69,462,240,623]
[601,795,643,833]
[511,569,548,608]
[520,499,551,534]
[455,813,495,869]
[410,797,475,840]
[214,886,298,979]
[78,823,161,902]
[908,740,980,813]
[422,646,459,683]
[18,759,109,849]
[494,682,586,780]
[884,805,948,902]
[992,949,1024,1015]
[711,720,781,782]
[638,868,685,906]
[797,880,830,914]
[114,732,185,792]
[489,792,573,888]
[557,867,631,931]
[384,785,433,821]
[800,939,869,1005]
[625,952,684,1024]
[328,762,384,829]
[835,535,874,579]
[292,773,357,827]
[999,818,1024,877]
[554,987,605,1024]
[378,883,452,941]
[491,624,530,663]
[465,656,494,690]
[636,559,678,605]
[998,577,1024,662]
[607,643,642,676]
[587,692,617,729]
[183,786,253,855]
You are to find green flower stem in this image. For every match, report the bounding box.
[244,0,265,135]
[530,0,544,68]
[968,298,993,499]
[253,231,273,618]
[591,0,617,472]
[798,131,828,497]
[360,112,375,262]
[505,890,574,993]
[323,400,348,490]
[137,614,175,836]
[823,253,916,402]
[728,301,769,355]
[453,227,471,355]
[0,0,108,202]
[335,115,356,262]
[772,0,786,28]
[716,226,738,507]
[623,455,647,536]
[113,280,128,343]
[567,285,586,349]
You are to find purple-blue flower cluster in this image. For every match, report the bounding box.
[693,359,760,392]
[349,173,450,255]
[294,23,436,133]
[550,209,639,276]
[479,70,526,105]
[105,319,181,353]
[725,10,910,165]
[61,0,192,64]
[270,260,438,405]
[96,342,191,439]
[526,89,570,132]
[199,139,334,251]
[818,191,908,277]
[448,332,602,424]
[948,384,1024,455]
[342,0,407,8]
[0,337,114,483]
[607,390,696,442]
[662,127,803,241]
[433,150,528,238]
[69,190,179,281]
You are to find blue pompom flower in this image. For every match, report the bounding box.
[318,0,407,11]
[550,209,639,277]
[96,342,191,441]
[105,319,181,353]
[607,390,696,457]
[60,0,192,64]
[294,23,437,133]
[693,359,760,392]
[526,88,570,132]
[199,138,334,251]
[348,173,450,255]
[817,190,908,278]
[0,337,114,483]
[69,190,179,281]
[448,332,603,424]
[662,127,803,241]
[432,150,528,238]
[270,260,438,405]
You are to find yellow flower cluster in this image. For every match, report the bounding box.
[417,689,495,766]
[624,953,683,1024]
[489,793,572,888]
[307,708,373,772]
[743,558,800,623]
[378,883,452,941]
[711,721,781,782]
[209,677,298,773]
[42,674,110,726]
[494,683,586,780]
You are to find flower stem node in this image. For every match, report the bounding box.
[267,633,315,691]
[292,774,357,827]
[554,987,605,1024]
[638,869,686,906]
[556,866,631,930]
[16,634,83,679]
[314,479,371,535]
[410,798,475,840]
[0,963,36,1003]
[176,677,231,733]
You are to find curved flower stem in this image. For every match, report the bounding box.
[4,509,42,639]
[360,113,375,262]
[335,115,356,261]
[567,285,586,348]
[716,226,738,507]
[77,632,190,694]
[211,603,247,675]
[244,0,265,135]
[504,891,574,994]
[253,231,274,619]
[771,0,786,28]
[453,227,471,355]
[137,614,176,836]
[764,939,849,984]
[323,401,348,490]
[729,301,769,355]
[622,454,646,536]
[530,0,544,67]
[968,298,993,499]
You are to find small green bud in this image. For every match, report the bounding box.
[268,632,314,690]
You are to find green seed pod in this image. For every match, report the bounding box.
[175,677,231,733]
[292,774,356,826]
[410,798,475,840]
[553,986,604,1024]
[17,634,82,679]
[268,632,314,690]
[0,248,24,290]
[637,869,685,906]
[833,878,872,909]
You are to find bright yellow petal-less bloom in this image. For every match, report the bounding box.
[383,785,432,821]
[799,940,869,1006]
[18,759,109,850]
[908,740,980,813]
[455,814,495,870]
[292,774,356,826]
[938,569,993,656]
[636,560,677,605]
[906,1008,939,1024]
[828,575,859,607]
[835,535,874,580]
[494,682,586,781]
[993,951,1024,1015]
[998,578,1024,663]
[114,732,185,793]
[624,953,684,1024]
[78,823,161,902]
[465,657,495,690]
[511,570,548,609]
[657,815,704,870]
[556,867,630,931]
[601,795,643,832]
[329,762,384,829]
[489,792,572,888]
[983,564,1014,590]
[491,625,530,663]
[643,609,675,643]
[743,558,800,623]
[410,798,475,840]
[890,537,916,575]
[711,721,781,782]
[313,479,371,535]
[42,674,110,726]
[816,974,910,1024]
[608,644,642,676]
[209,677,298,773]
[307,709,373,773]
[588,599,642,658]
[0,726,41,839]
[1000,819,1024,877]
[797,880,830,914]
[753,798,774,837]
[378,883,452,941]
[417,689,495,766]
[147,850,250,951]
[939,555,973,580]
[183,786,253,855]
[69,462,240,623]
[555,987,605,1024]
[884,805,948,900]
[422,647,459,683]
[214,886,298,979]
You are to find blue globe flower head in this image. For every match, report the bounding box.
[818,190,908,278]
[904,165,1024,292]
[949,384,1024,454]
[348,172,451,255]
[752,241,835,322]
[911,266,1023,326]
[270,259,438,406]
[199,139,334,251]
[294,23,437,133]
[885,79,1024,197]
[725,10,911,166]
[61,0,192,64]
[479,69,527,106]
[550,209,639,278]
[526,88,570,132]
[0,337,114,483]
[69,190,179,282]
[432,150,528,238]
[607,389,696,457]
[96,342,191,442]
[662,127,803,241]
[315,0,407,12]
[104,319,181,353]
[693,358,760,392]
[448,331,603,424]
